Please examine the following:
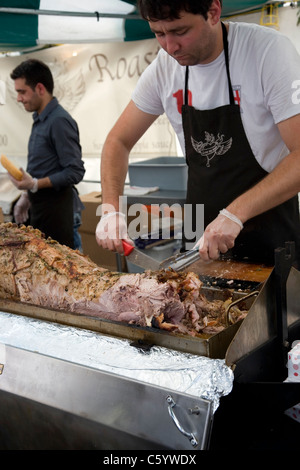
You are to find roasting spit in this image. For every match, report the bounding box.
[0,244,299,450]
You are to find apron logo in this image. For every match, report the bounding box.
[191,131,233,167]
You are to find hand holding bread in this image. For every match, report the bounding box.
[0,154,22,181]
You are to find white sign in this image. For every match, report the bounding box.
[0,39,177,162]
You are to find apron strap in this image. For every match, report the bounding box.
[184,66,189,105]
[221,22,235,105]
[184,22,234,105]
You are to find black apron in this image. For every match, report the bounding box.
[28,186,74,249]
[182,22,300,267]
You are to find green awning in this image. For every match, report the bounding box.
[0,1,273,51]
[222,0,271,17]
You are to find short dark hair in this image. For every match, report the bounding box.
[137,0,222,21]
[10,59,54,94]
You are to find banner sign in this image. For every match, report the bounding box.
[0,39,178,169]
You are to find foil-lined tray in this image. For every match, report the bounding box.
[0,310,233,412]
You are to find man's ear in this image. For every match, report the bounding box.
[35,82,46,95]
[208,0,222,25]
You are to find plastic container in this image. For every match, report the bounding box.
[128,156,187,191]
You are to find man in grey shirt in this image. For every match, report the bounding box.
[10,59,85,249]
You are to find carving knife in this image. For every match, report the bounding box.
[122,240,161,271]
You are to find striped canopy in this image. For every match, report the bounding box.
[0,0,270,51]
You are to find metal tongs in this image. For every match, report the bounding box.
[159,249,200,272]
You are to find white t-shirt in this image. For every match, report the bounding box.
[132,22,300,173]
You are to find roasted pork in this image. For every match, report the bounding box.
[0,223,248,335]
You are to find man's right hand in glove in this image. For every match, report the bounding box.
[9,168,38,192]
[95,211,133,254]
[14,191,31,224]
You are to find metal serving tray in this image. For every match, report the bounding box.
[0,284,258,360]
[0,343,212,450]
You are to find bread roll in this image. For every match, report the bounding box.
[0,154,22,181]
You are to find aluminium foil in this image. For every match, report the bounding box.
[0,310,233,412]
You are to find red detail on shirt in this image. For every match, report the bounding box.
[173,89,192,114]
[173,88,241,112]
[234,89,241,106]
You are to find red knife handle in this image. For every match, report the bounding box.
[122,240,134,256]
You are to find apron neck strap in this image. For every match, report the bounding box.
[184,67,189,105]
[184,22,235,105]
[221,22,235,105]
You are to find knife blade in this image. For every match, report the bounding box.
[122,240,161,271]
[159,248,200,271]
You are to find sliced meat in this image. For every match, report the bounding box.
[0,222,248,336]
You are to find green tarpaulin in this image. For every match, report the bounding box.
[0,1,272,50]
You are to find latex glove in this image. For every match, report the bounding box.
[95,211,133,254]
[14,191,31,224]
[9,168,38,192]
[195,210,243,261]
